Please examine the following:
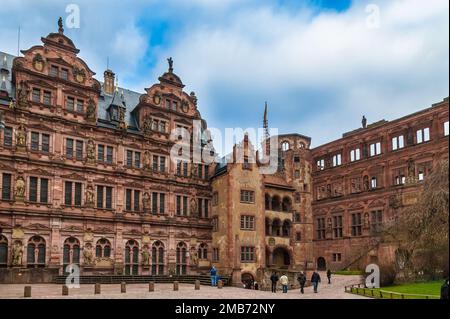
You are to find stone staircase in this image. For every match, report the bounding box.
[54,274,230,286]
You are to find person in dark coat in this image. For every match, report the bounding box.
[327,269,332,284]
[311,270,321,293]
[441,278,449,299]
[270,272,279,293]
[297,271,307,294]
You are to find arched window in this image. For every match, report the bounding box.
[265,218,271,236]
[63,237,80,268]
[0,235,7,267]
[198,243,208,260]
[152,241,165,275]
[176,242,187,275]
[282,197,292,212]
[96,238,111,258]
[265,194,271,210]
[281,141,290,152]
[282,220,292,237]
[125,240,139,275]
[27,236,46,267]
[272,219,281,237]
[271,195,281,211]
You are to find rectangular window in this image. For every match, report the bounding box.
[1,173,12,200]
[332,153,342,167]
[350,148,361,162]
[333,215,343,238]
[371,177,377,189]
[66,138,74,159]
[445,121,449,136]
[125,189,132,211]
[240,247,255,262]
[105,187,112,209]
[152,192,158,214]
[392,135,404,151]
[74,183,82,206]
[40,178,48,203]
[60,68,68,80]
[183,161,188,177]
[153,156,159,171]
[3,127,13,146]
[41,134,49,153]
[29,177,38,202]
[106,146,113,164]
[134,152,141,168]
[176,195,181,215]
[240,190,255,203]
[240,216,255,230]
[418,170,425,181]
[371,210,383,234]
[134,190,140,211]
[351,213,362,236]
[76,99,84,113]
[65,181,73,206]
[50,65,59,77]
[126,150,133,167]
[76,140,83,160]
[159,193,165,214]
[43,91,51,105]
[31,132,39,151]
[317,159,325,170]
[176,161,181,175]
[213,248,219,262]
[416,127,430,144]
[317,218,326,239]
[369,142,381,156]
[96,186,104,208]
[97,145,104,162]
[159,156,166,172]
[32,88,41,103]
[66,97,75,111]
[183,196,188,216]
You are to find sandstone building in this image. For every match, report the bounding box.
[0,20,448,285]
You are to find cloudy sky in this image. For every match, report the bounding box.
[0,0,448,153]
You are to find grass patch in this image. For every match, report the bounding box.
[333,270,364,276]
[348,281,443,299]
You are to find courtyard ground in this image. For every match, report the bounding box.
[0,273,367,299]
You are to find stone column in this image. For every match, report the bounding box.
[49,218,62,271]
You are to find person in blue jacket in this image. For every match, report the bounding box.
[210,266,217,286]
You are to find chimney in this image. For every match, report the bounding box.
[103,69,115,95]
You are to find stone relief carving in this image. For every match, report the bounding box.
[86,98,96,122]
[12,241,24,266]
[86,138,96,164]
[83,244,94,265]
[85,184,95,207]
[14,175,26,201]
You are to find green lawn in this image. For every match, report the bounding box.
[333,270,364,276]
[348,281,443,299]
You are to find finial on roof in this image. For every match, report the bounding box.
[362,115,367,128]
[115,76,119,92]
[167,57,173,73]
[58,17,64,34]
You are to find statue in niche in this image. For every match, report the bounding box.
[15,123,26,148]
[86,139,96,164]
[190,248,198,267]
[86,98,96,122]
[12,241,24,266]
[83,244,94,265]
[364,213,370,229]
[143,151,152,170]
[141,247,150,266]
[190,198,198,217]
[17,82,29,108]
[142,116,152,135]
[85,184,95,207]
[142,192,151,212]
[14,175,26,200]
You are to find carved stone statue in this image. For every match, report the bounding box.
[190,92,197,106]
[190,163,198,178]
[58,17,64,34]
[167,57,174,72]
[86,139,96,164]
[143,151,152,170]
[86,98,96,122]
[142,116,152,135]
[85,184,95,207]
[17,82,29,108]
[190,198,198,217]
[141,248,150,266]
[14,175,26,200]
[362,115,367,128]
[12,241,23,266]
[190,249,198,267]
[83,244,94,265]
[364,213,370,229]
[15,123,26,148]
[142,192,151,212]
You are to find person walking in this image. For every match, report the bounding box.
[297,271,307,294]
[270,272,279,293]
[326,269,332,284]
[441,278,449,299]
[311,270,321,293]
[280,273,289,293]
[210,266,217,287]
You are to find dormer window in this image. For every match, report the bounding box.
[66,97,75,111]
[60,68,68,80]
[32,88,41,102]
[50,65,58,77]
[172,101,178,111]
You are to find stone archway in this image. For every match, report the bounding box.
[317,257,326,271]
[272,247,290,268]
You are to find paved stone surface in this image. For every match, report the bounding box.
[0,274,367,299]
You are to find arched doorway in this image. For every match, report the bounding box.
[241,273,254,289]
[317,257,326,271]
[273,247,290,268]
